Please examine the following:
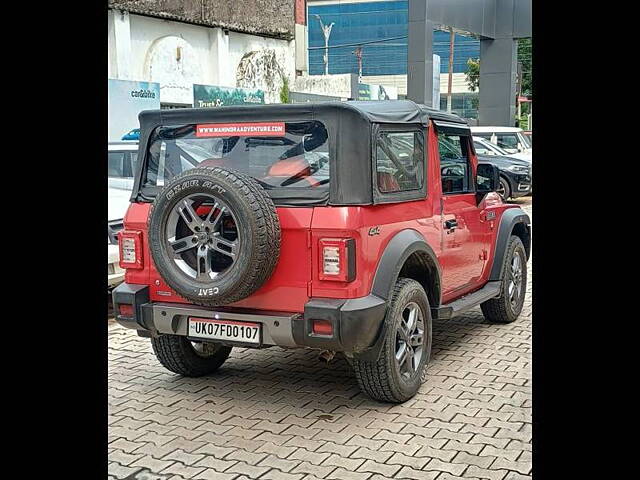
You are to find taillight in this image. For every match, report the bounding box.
[118,304,134,317]
[312,319,333,336]
[318,238,356,282]
[118,230,143,269]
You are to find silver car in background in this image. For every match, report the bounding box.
[108,142,138,288]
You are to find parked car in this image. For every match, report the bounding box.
[112,101,530,403]
[121,128,140,141]
[440,136,531,200]
[471,126,532,160]
[108,142,138,288]
[473,136,531,163]
[476,153,531,200]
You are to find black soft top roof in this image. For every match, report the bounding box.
[138,100,467,129]
[133,101,468,206]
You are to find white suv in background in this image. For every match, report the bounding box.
[472,136,531,163]
[471,126,532,160]
[108,142,138,288]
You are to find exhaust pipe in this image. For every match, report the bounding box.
[318,350,336,363]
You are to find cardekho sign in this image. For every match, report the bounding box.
[108,78,161,141]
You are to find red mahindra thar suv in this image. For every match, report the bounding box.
[113,101,531,403]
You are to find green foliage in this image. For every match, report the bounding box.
[279,76,290,104]
[518,115,529,130]
[465,58,480,92]
[517,38,532,96]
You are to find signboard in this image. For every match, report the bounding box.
[108,79,160,141]
[196,122,285,137]
[357,83,398,101]
[193,84,265,108]
[432,54,441,109]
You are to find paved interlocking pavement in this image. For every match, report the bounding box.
[108,199,532,480]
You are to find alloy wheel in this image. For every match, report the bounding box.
[395,302,425,379]
[508,252,524,309]
[165,193,241,281]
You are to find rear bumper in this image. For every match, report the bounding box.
[112,283,387,355]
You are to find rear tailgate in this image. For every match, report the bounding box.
[142,205,314,313]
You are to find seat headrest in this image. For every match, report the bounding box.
[267,156,311,178]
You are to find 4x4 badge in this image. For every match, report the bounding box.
[369,226,381,236]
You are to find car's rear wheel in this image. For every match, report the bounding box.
[151,335,232,377]
[352,278,432,403]
[481,235,527,323]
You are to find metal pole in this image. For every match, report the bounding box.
[314,15,334,76]
[446,27,455,113]
[353,46,363,83]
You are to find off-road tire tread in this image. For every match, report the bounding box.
[148,166,281,306]
[151,335,232,377]
[481,235,526,324]
[352,278,429,403]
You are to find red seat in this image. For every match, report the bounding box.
[199,157,227,168]
[377,172,400,192]
[262,156,320,187]
[267,157,312,178]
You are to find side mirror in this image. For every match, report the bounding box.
[476,163,499,196]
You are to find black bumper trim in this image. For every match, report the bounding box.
[112,283,150,331]
[297,295,387,354]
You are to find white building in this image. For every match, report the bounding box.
[108,3,300,106]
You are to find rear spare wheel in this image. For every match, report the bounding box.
[148,167,281,306]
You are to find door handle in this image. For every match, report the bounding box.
[444,219,458,230]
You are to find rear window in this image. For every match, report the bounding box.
[143,121,330,194]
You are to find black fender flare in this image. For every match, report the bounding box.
[489,208,531,281]
[355,229,441,362]
[371,229,441,302]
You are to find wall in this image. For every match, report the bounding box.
[108,10,296,105]
[108,0,296,39]
[229,31,296,103]
[293,73,357,98]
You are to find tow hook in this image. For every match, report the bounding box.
[318,350,336,363]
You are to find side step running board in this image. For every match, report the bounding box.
[431,281,502,320]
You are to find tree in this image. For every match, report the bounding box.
[279,76,290,104]
[465,58,480,92]
[517,38,532,97]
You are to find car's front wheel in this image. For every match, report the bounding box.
[151,335,232,377]
[496,176,512,201]
[352,278,432,403]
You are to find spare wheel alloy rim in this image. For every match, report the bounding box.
[164,193,241,282]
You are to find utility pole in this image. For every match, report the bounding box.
[314,15,334,76]
[353,46,363,83]
[446,26,455,113]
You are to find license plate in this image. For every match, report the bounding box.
[188,317,261,345]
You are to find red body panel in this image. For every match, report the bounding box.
[122,123,519,314]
